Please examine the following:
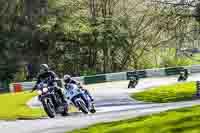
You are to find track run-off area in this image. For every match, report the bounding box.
[1,73,200,133]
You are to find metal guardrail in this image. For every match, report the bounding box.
[9,64,200,92]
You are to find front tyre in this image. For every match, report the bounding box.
[76,99,89,114]
[41,97,56,118]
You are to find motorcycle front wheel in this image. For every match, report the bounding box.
[41,97,56,118]
[76,99,89,114]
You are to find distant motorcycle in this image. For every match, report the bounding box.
[64,84,96,114]
[35,81,68,118]
[128,76,139,88]
[177,70,189,82]
[177,72,187,82]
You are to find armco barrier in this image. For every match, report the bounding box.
[146,68,166,77]
[8,64,200,92]
[184,66,191,73]
[84,75,106,84]
[0,80,10,93]
[190,65,200,73]
[13,84,22,92]
[137,70,147,78]
[127,70,147,80]
[9,78,84,93]
[165,67,184,76]
[72,77,84,84]
[10,81,36,93]
[106,72,127,81]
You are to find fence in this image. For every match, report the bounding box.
[9,64,200,92]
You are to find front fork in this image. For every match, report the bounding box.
[39,94,58,108]
[72,94,89,109]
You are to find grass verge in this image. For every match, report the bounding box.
[0,92,46,120]
[0,91,77,120]
[67,105,200,133]
[132,82,197,103]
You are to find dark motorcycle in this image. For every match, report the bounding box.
[177,71,188,82]
[36,81,68,118]
[65,84,96,114]
[128,76,139,88]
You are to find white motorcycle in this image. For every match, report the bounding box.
[64,84,96,114]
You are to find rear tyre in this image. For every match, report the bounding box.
[42,97,56,118]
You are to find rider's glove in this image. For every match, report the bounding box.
[30,89,35,93]
[30,85,37,93]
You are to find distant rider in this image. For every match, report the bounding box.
[184,69,189,79]
[178,69,189,81]
[32,64,66,104]
[128,73,139,88]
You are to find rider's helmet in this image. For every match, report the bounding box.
[180,71,184,75]
[184,68,188,73]
[63,74,71,84]
[40,64,49,74]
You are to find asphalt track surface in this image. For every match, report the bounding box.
[1,74,200,133]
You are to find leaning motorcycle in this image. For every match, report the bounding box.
[36,81,68,118]
[64,84,96,114]
[128,76,139,88]
[177,72,187,82]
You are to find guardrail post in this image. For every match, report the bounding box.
[196,81,200,96]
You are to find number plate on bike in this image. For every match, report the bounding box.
[66,88,81,100]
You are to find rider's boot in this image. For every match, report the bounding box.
[61,102,69,116]
[57,88,67,104]
[90,102,96,113]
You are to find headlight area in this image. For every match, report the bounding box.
[43,88,48,93]
[37,90,42,95]
[37,88,48,95]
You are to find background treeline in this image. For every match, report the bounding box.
[0,0,200,81]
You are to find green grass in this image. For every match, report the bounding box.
[190,53,200,65]
[132,82,197,103]
[0,92,47,120]
[0,91,77,120]
[67,105,200,133]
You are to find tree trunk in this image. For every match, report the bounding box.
[103,48,107,73]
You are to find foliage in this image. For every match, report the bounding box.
[133,82,196,103]
[160,56,192,67]
[14,67,27,82]
[80,69,97,76]
[0,0,200,80]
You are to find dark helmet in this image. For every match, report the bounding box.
[180,71,184,75]
[40,64,49,73]
[63,74,71,84]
